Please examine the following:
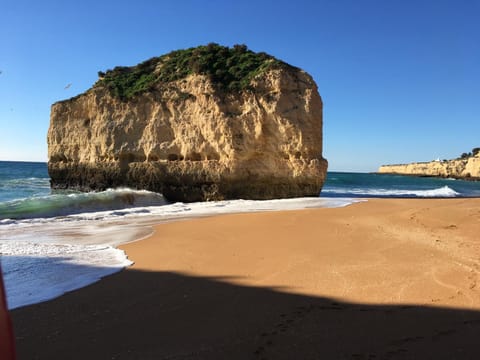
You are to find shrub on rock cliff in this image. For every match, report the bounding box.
[458,148,480,160]
[97,43,295,100]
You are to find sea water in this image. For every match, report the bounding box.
[1,161,480,309]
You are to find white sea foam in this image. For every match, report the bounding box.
[72,196,359,220]
[0,196,359,309]
[416,186,460,197]
[322,185,460,198]
[1,243,132,309]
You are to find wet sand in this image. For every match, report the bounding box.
[11,198,480,359]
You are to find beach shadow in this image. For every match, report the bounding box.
[11,267,480,360]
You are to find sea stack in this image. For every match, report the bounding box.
[47,44,328,202]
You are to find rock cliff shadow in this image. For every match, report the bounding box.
[11,268,480,360]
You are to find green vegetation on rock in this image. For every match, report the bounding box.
[459,147,480,159]
[97,43,294,100]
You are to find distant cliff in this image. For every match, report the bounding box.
[47,44,328,202]
[378,152,480,180]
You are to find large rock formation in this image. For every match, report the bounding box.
[378,153,480,180]
[48,44,328,202]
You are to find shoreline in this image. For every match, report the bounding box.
[11,198,480,359]
[1,197,359,310]
[374,171,480,182]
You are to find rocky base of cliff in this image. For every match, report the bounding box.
[49,160,327,202]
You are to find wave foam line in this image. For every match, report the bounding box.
[1,242,132,309]
[323,185,460,198]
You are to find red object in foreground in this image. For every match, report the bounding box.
[0,264,16,360]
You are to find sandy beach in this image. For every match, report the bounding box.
[11,198,480,359]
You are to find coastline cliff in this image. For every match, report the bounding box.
[47,44,328,202]
[378,152,480,180]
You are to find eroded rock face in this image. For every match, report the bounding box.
[48,50,327,202]
[378,154,480,180]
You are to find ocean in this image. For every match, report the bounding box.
[1,160,480,310]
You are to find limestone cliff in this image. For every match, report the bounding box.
[48,44,328,202]
[378,153,480,180]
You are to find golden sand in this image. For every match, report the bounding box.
[12,199,480,359]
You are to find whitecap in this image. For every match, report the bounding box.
[322,185,460,198]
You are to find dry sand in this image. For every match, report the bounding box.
[11,198,480,359]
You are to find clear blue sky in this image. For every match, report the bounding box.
[1,0,478,172]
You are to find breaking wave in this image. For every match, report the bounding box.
[322,185,460,198]
[0,188,168,220]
